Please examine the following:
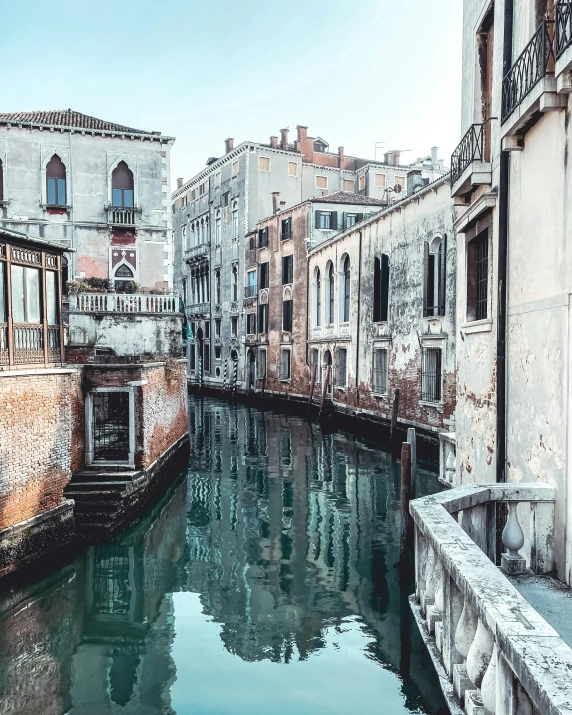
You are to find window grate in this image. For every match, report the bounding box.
[93,391,130,461]
[421,347,442,403]
[475,234,488,321]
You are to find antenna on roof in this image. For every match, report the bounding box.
[374,142,385,161]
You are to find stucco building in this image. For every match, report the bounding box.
[0,109,174,291]
[173,125,446,389]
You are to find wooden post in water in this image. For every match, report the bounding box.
[307,363,317,414]
[319,365,331,416]
[400,441,412,566]
[407,427,417,498]
[261,373,266,400]
[390,388,400,451]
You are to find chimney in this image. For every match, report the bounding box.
[270,136,278,149]
[431,146,439,166]
[296,125,308,141]
[280,128,289,150]
[225,137,234,153]
[177,177,184,189]
[384,150,401,166]
[338,146,345,167]
[272,191,280,215]
[407,169,424,196]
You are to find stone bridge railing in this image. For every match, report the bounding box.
[69,292,178,314]
[410,484,572,714]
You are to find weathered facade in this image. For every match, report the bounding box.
[173,125,447,390]
[239,192,386,397]
[307,176,456,436]
[0,109,174,290]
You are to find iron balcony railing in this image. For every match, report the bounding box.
[502,19,555,123]
[556,1,572,59]
[450,124,484,186]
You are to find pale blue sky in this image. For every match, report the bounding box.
[0,0,463,184]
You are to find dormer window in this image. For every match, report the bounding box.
[313,141,327,153]
[112,161,134,208]
[46,155,66,207]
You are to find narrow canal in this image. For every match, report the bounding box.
[0,396,447,715]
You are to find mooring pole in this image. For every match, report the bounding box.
[319,365,331,416]
[400,440,412,565]
[307,363,317,414]
[407,427,417,498]
[390,388,400,452]
[223,358,228,393]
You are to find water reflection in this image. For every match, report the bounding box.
[0,397,447,715]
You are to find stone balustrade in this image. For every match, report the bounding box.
[69,292,178,314]
[410,484,572,714]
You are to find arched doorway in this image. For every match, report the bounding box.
[322,350,333,394]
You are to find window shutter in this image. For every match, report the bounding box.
[356,213,364,223]
[282,256,286,284]
[331,212,338,230]
[288,217,292,237]
[423,241,429,318]
[438,234,447,316]
[343,212,347,229]
[315,211,321,229]
[381,253,390,322]
[373,257,381,322]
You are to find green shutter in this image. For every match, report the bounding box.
[315,211,321,229]
[331,212,338,230]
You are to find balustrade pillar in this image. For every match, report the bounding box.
[466,620,494,689]
[442,574,464,679]
[453,599,478,701]
[501,502,526,575]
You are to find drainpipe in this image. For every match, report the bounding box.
[497,0,514,483]
[355,230,363,407]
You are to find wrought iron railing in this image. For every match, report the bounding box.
[450,124,484,186]
[556,1,572,59]
[0,323,8,365]
[47,326,62,362]
[502,19,555,123]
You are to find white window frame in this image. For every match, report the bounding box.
[288,161,298,177]
[419,337,445,409]
[374,173,386,188]
[259,156,271,172]
[279,347,292,381]
[316,175,328,190]
[343,179,355,192]
[358,175,366,191]
[372,344,389,397]
[85,386,139,468]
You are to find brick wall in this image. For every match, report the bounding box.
[0,370,80,531]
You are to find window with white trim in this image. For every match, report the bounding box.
[288,162,297,177]
[259,156,270,172]
[280,348,291,380]
[373,348,388,394]
[335,348,347,387]
[316,175,328,190]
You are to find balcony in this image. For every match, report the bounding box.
[410,483,572,715]
[70,292,178,314]
[1,323,62,366]
[186,303,210,317]
[501,19,566,145]
[106,206,139,228]
[556,2,572,91]
[450,124,491,198]
[184,243,210,262]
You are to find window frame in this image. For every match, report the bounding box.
[279,347,291,381]
[258,156,271,172]
[288,162,298,177]
[282,255,293,285]
[335,348,347,388]
[420,344,443,405]
[358,175,366,191]
[315,175,328,190]
[282,299,293,332]
[46,154,67,208]
[372,347,389,396]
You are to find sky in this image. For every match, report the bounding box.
[0,0,463,185]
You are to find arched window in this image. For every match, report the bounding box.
[373,254,390,322]
[342,255,351,323]
[327,262,334,324]
[423,234,447,317]
[46,154,66,206]
[112,161,134,208]
[114,263,134,292]
[314,268,321,327]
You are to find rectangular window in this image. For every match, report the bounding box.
[232,263,238,301]
[282,255,293,285]
[232,161,239,176]
[467,231,488,321]
[283,299,293,331]
[223,191,229,206]
[257,348,267,378]
[205,321,210,339]
[281,217,292,241]
[214,171,221,187]
[335,349,347,387]
[259,262,269,289]
[48,177,66,206]
[374,173,386,188]
[288,162,298,177]
[215,345,221,360]
[258,227,269,248]
[373,348,388,394]
[395,176,405,191]
[199,182,207,196]
[215,219,221,244]
[259,156,270,172]
[310,349,320,383]
[204,343,210,374]
[359,175,366,191]
[280,349,291,380]
[246,312,256,335]
[215,318,221,338]
[46,270,58,324]
[11,265,40,323]
[316,211,336,230]
[344,213,357,229]
[421,347,442,403]
[231,316,238,337]
[190,343,196,371]
[258,303,269,333]
[343,179,355,192]
[246,270,257,297]
[374,254,390,322]
[316,176,328,190]
[232,209,239,238]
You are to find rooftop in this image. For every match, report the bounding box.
[309,191,387,206]
[0,109,169,139]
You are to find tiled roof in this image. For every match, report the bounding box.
[0,109,160,136]
[310,191,387,206]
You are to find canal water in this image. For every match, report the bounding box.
[0,396,447,715]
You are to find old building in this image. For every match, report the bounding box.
[0,109,174,290]
[238,192,386,395]
[173,125,447,388]
[307,176,456,439]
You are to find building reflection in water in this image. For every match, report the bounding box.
[0,397,446,715]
